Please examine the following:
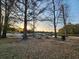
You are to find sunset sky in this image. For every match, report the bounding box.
[17,0,79,32]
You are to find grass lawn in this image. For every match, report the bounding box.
[0,37,79,59]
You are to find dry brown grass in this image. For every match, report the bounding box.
[0,38,19,44]
[0,37,79,59]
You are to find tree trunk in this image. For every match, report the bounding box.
[23,0,28,39]
[32,19,35,37]
[0,0,2,37]
[2,0,9,38]
[62,5,67,37]
[52,0,57,38]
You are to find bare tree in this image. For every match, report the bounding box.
[0,0,2,37]
[52,0,57,38]
[2,0,16,38]
[23,0,28,39]
[61,4,67,37]
[58,2,69,38]
[27,0,51,37]
[2,0,9,38]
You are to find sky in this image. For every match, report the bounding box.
[18,0,79,32]
[68,0,79,24]
[36,0,79,31]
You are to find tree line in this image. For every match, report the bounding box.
[59,23,79,36]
